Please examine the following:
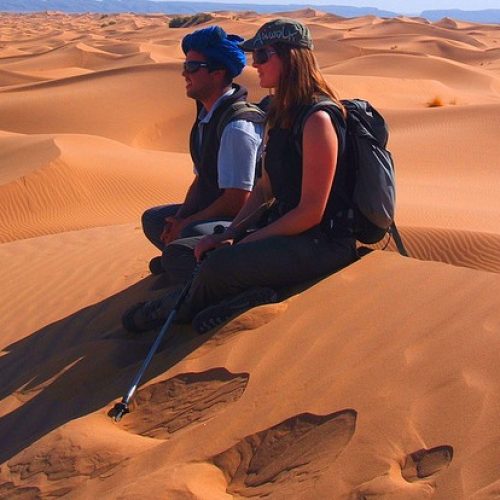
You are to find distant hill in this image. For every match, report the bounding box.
[0,0,398,18]
[0,0,499,24]
[421,9,500,23]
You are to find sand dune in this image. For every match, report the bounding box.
[387,104,500,234]
[0,42,133,72]
[1,246,499,498]
[274,7,327,18]
[0,64,193,150]
[0,11,499,499]
[351,18,489,48]
[327,53,499,94]
[384,226,500,273]
[0,132,191,242]
[0,67,45,87]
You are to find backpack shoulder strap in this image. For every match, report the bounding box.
[216,101,266,143]
[292,98,345,153]
[389,222,409,257]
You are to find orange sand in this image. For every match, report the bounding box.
[1,10,499,498]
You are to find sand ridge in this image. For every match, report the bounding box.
[0,11,499,499]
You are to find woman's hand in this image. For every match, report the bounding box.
[194,233,234,262]
[235,229,263,245]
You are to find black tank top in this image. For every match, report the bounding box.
[264,103,354,237]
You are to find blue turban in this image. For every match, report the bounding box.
[182,26,245,79]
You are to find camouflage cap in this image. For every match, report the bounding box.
[241,18,313,51]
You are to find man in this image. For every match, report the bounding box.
[142,26,264,276]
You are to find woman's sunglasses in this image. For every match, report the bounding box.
[183,60,210,74]
[252,48,277,65]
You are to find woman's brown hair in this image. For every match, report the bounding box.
[267,43,344,129]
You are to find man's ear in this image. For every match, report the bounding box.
[211,68,230,85]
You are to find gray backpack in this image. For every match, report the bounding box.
[295,98,407,255]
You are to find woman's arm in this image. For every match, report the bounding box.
[194,172,274,261]
[241,110,338,244]
[225,170,274,238]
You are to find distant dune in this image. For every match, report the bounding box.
[2,0,500,23]
[422,9,500,23]
[0,10,499,499]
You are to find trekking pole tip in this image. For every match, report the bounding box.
[109,401,129,422]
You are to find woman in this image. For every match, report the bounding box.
[123,18,358,334]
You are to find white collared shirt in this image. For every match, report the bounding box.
[195,89,263,191]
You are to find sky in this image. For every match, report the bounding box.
[185,0,500,13]
[310,0,500,11]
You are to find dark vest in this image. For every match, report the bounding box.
[265,104,354,237]
[187,84,250,215]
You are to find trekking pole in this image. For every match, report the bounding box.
[110,271,196,422]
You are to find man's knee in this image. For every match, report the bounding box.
[142,204,179,228]
[141,207,158,231]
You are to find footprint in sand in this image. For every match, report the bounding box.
[401,445,454,481]
[212,409,357,496]
[355,444,454,498]
[6,435,126,498]
[0,482,41,498]
[120,368,249,439]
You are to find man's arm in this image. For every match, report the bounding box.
[166,119,262,243]
[194,173,274,261]
[159,177,198,245]
[165,188,250,244]
[176,177,200,218]
[184,188,249,220]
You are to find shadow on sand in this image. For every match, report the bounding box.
[0,254,334,466]
[0,274,217,464]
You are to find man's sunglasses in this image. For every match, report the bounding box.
[183,60,210,74]
[252,48,277,65]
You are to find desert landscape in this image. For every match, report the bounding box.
[0,8,499,498]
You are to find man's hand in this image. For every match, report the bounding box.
[160,216,187,245]
[194,233,234,262]
[159,220,172,245]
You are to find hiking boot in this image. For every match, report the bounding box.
[122,289,181,333]
[192,287,278,334]
[149,256,164,275]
